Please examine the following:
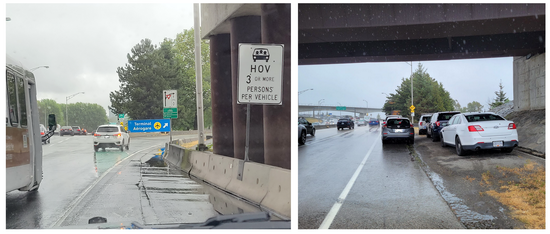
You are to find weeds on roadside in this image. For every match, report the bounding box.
[485,161,545,229]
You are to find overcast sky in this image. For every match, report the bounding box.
[298,57,514,117]
[5,3,194,116]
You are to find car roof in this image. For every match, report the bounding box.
[98,125,120,127]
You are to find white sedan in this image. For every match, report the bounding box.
[439,112,518,156]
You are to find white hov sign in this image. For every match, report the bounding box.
[238,44,284,105]
[163,90,177,108]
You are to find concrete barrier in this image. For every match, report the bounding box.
[165,144,290,219]
[260,167,291,219]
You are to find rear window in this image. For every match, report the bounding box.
[370,118,377,121]
[422,116,432,122]
[61,126,72,130]
[97,126,119,132]
[437,113,459,121]
[386,119,410,127]
[338,119,348,123]
[72,126,80,130]
[465,114,505,122]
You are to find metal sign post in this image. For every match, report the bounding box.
[244,104,251,162]
[163,89,177,144]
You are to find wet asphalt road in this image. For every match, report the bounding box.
[6,133,256,229]
[298,125,463,229]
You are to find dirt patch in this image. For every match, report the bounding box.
[505,109,545,156]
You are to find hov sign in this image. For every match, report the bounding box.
[163,90,177,108]
[238,44,284,105]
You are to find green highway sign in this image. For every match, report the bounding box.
[118,114,125,118]
[336,106,346,111]
[163,108,178,119]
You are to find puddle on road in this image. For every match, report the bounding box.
[137,153,271,224]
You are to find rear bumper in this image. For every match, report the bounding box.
[462,141,519,151]
[382,132,415,140]
[94,137,123,148]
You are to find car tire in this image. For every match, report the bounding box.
[501,147,514,153]
[440,133,446,147]
[299,131,306,145]
[120,141,124,152]
[94,146,98,152]
[427,128,431,138]
[125,140,130,150]
[310,128,315,136]
[455,136,467,156]
[432,132,439,142]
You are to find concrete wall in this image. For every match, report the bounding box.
[513,53,545,111]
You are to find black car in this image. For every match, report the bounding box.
[60,125,74,136]
[298,117,315,136]
[382,117,415,144]
[427,111,460,142]
[337,118,354,130]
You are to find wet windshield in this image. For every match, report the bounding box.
[6,3,290,229]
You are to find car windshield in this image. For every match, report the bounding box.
[386,119,410,127]
[465,114,505,122]
[6,3,290,228]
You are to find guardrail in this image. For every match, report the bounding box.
[164,144,290,219]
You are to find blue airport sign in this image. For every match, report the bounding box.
[128,119,170,133]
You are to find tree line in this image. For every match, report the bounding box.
[383,63,510,121]
[109,28,212,131]
[38,98,108,131]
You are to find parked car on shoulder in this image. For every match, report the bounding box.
[60,125,74,136]
[298,122,307,145]
[427,111,460,141]
[418,115,432,135]
[382,117,415,144]
[298,117,316,136]
[337,118,354,130]
[440,112,519,156]
[93,125,130,152]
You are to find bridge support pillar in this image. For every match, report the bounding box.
[230,16,265,163]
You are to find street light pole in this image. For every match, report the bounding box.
[363,99,368,118]
[66,92,84,126]
[405,62,413,123]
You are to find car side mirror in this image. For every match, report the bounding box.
[48,114,57,131]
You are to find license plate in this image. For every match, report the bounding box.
[493,141,503,147]
[104,136,110,138]
[395,129,403,133]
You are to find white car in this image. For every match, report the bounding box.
[440,112,518,156]
[418,115,432,135]
[93,125,130,152]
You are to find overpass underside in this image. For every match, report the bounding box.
[298,4,545,64]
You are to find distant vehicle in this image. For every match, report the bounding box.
[298,122,307,145]
[252,48,269,62]
[6,54,57,193]
[93,125,130,152]
[440,112,518,156]
[82,129,88,135]
[418,115,432,135]
[382,117,415,144]
[356,120,366,126]
[337,118,354,130]
[40,124,50,144]
[298,117,316,136]
[72,126,86,135]
[427,111,460,141]
[368,118,379,126]
[60,125,74,136]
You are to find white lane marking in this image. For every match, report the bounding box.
[318,130,381,229]
[50,144,163,228]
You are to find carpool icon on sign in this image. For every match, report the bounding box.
[154,122,161,130]
[253,48,269,62]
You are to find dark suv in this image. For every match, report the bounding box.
[427,111,460,141]
[337,118,354,130]
[298,117,315,136]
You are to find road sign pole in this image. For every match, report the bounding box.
[244,104,250,162]
[169,118,172,143]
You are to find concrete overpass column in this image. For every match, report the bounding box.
[209,33,234,157]
[261,4,291,169]
[513,53,545,111]
[230,16,265,163]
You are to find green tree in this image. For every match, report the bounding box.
[383,63,455,121]
[67,102,109,131]
[489,80,510,108]
[38,99,64,126]
[465,101,484,112]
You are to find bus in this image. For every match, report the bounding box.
[6,55,56,193]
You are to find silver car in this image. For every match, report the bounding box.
[93,125,130,152]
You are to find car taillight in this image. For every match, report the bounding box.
[435,121,440,127]
[94,133,100,136]
[410,124,414,128]
[41,132,45,135]
[114,133,121,137]
[468,125,484,132]
[419,122,422,126]
[508,123,516,129]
